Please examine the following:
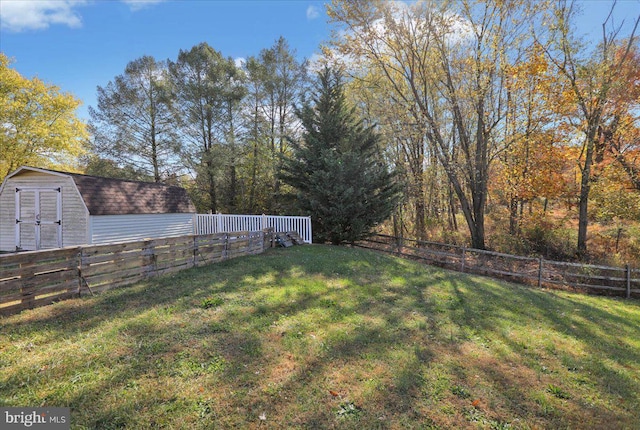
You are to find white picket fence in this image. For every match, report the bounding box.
[195,214,312,244]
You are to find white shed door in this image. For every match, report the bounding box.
[15,187,62,250]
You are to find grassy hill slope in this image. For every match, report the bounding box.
[1,245,639,429]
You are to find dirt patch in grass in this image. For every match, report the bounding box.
[1,245,639,429]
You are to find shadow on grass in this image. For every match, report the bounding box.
[446,274,639,427]
[1,245,639,428]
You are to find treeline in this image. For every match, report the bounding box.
[86,37,307,215]
[327,0,640,259]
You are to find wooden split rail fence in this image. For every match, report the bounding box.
[356,234,640,299]
[0,229,276,316]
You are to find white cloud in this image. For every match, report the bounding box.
[306,5,319,20]
[0,0,166,32]
[121,0,167,12]
[0,0,86,32]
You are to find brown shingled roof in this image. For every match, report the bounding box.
[67,173,196,215]
[5,167,196,215]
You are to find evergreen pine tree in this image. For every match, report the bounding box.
[280,67,402,245]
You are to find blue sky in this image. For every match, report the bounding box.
[1,0,639,120]
[0,0,330,118]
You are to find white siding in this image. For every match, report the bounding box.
[0,177,20,251]
[0,172,89,251]
[90,213,195,244]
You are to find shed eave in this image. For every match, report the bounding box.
[0,166,73,197]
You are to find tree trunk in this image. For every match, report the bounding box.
[205,148,217,213]
[448,183,458,232]
[229,164,237,212]
[471,208,485,250]
[509,195,519,235]
[472,105,488,250]
[207,167,217,213]
[151,133,160,183]
[249,141,258,212]
[577,129,597,256]
[414,173,427,241]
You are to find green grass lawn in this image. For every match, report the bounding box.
[1,245,639,429]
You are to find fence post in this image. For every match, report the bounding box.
[461,247,466,272]
[538,256,544,288]
[193,235,198,268]
[21,280,34,310]
[77,249,83,297]
[626,264,631,299]
[143,240,157,278]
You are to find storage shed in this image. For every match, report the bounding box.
[0,166,196,252]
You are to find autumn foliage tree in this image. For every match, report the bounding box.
[542,0,640,254]
[0,53,88,181]
[599,45,640,190]
[494,43,567,234]
[327,0,547,249]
